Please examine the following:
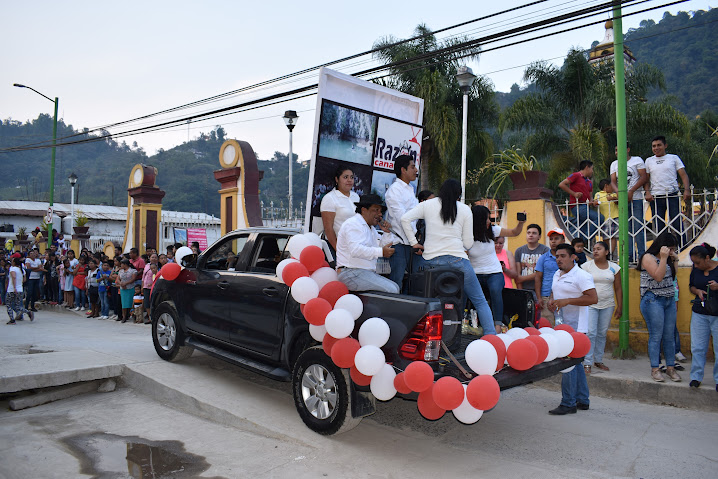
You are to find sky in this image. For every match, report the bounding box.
[1,0,713,165]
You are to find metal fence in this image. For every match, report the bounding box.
[261,200,305,228]
[558,187,717,262]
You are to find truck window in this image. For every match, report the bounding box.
[251,235,289,273]
[204,235,248,271]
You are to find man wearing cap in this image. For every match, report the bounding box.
[336,194,399,294]
[534,228,566,325]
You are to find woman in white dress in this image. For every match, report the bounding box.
[320,165,360,251]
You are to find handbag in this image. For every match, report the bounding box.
[704,287,718,316]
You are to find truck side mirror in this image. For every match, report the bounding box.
[181,253,198,268]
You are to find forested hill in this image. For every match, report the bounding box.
[623,8,717,117]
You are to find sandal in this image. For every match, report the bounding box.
[584,365,591,375]
[594,362,609,371]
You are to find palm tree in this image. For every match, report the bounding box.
[372,25,499,195]
[501,48,688,190]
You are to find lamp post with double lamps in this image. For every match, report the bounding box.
[282,110,299,218]
[455,66,476,203]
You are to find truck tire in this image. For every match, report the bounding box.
[152,302,194,362]
[292,346,362,435]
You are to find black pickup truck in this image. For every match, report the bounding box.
[150,227,579,435]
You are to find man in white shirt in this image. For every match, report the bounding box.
[384,155,423,292]
[24,249,45,312]
[336,194,399,294]
[644,135,690,238]
[547,243,597,415]
[610,144,648,261]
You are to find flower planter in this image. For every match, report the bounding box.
[16,234,28,241]
[508,171,553,201]
[73,226,90,235]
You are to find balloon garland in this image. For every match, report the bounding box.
[273,234,593,424]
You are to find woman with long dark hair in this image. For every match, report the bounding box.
[687,243,718,390]
[320,164,360,251]
[402,179,496,335]
[638,232,681,382]
[468,205,524,329]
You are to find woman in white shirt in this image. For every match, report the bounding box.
[320,165,360,250]
[402,179,496,335]
[467,205,525,330]
[6,257,34,324]
[580,241,622,375]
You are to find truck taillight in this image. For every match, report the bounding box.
[399,311,443,361]
[532,297,541,327]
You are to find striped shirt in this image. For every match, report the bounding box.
[640,256,674,297]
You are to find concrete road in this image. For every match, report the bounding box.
[1,309,717,478]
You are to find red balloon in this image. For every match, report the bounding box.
[331,337,360,369]
[318,281,349,307]
[300,245,325,273]
[569,332,591,358]
[466,375,500,411]
[303,297,332,326]
[393,372,412,395]
[403,361,435,392]
[161,262,181,281]
[432,377,465,410]
[526,335,549,364]
[555,324,575,334]
[282,262,309,287]
[480,335,506,372]
[350,365,372,386]
[418,384,445,420]
[299,303,305,315]
[322,334,340,357]
[320,261,330,268]
[525,326,541,336]
[537,317,552,329]
[507,338,539,371]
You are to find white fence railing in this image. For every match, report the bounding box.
[261,200,305,228]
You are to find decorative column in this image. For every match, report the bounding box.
[214,139,264,235]
[123,164,165,256]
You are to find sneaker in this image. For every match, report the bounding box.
[577,402,590,410]
[80,306,85,311]
[594,362,610,371]
[584,365,591,375]
[28,311,34,322]
[6,319,16,325]
[30,308,38,312]
[675,352,687,363]
[73,307,80,311]
[549,405,577,415]
[689,380,701,388]
[100,316,108,320]
[666,367,681,382]
[674,364,685,371]
[651,369,665,382]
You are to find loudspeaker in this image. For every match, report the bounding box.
[409,267,464,352]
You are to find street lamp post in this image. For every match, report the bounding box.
[14,83,58,243]
[68,173,78,233]
[283,110,299,218]
[456,66,476,203]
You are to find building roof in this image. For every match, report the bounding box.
[0,201,219,224]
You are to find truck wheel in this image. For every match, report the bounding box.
[292,347,362,435]
[152,302,194,362]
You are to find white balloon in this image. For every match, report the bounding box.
[175,246,194,265]
[303,232,323,249]
[310,267,338,290]
[465,340,499,376]
[335,294,364,321]
[542,334,559,362]
[290,276,319,304]
[452,385,484,424]
[370,363,397,401]
[358,317,390,347]
[553,330,575,358]
[287,234,311,259]
[309,323,327,342]
[539,327,556,335]
[496,333,514,349]
[276,258,299,280]
[561,365,575,373]
[324,308,355,339]
[354,345,386,376]
[506,328,529,339]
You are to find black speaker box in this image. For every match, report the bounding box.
[409,267,464,351]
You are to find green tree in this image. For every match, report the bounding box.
[372,24,499,197]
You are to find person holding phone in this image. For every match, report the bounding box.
[687,243,718,390]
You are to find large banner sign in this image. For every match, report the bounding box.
[305,68,424,233]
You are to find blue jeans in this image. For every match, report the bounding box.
[561,363,589,408]
[569,203,601,243]
[24,278,41,309]
[99,290,109,317]
[585,306,613,365]
[640,292,677,368]
[477,272,505,326]
[388,244,425,293]
[337,268,400,294]
[690,311,718,384]
[74,286,87,308]
[629,199,646,261]
[425,255,496,335]
[650,193,682,237]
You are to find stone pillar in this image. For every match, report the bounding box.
[123,164,165,256]
[214,139,264,235]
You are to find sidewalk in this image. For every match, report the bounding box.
[1,306,716,412]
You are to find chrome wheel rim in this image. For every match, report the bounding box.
[301,364,337,420]
[156,313,177,351]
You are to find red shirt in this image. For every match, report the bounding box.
[567,172,593,205]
